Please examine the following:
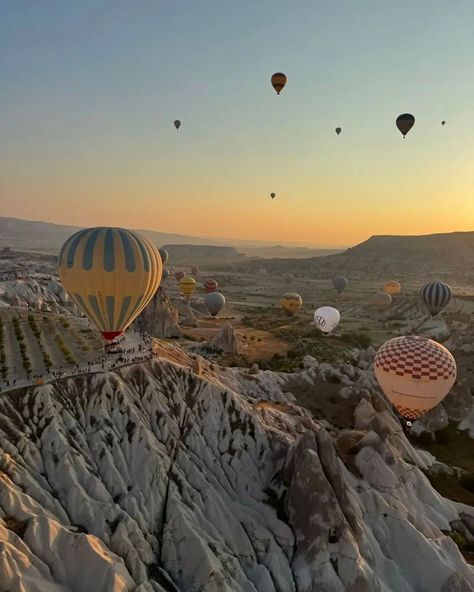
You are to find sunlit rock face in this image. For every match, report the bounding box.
[0,344,473,592]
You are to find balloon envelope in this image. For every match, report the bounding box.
[204,292,225,317]
[158,248,169,264]
[420,281,453,316]
[313,306,340,333]
[333,276,348,294]
[58,227,161,340]
[373,292,392,311]
[190,265,199,276]
[441,120,446,126]
[374,336,456,420]
[281,293,302,316]
[384,280,401,295]
[271,72,287,94]
[175,270,185,282]
[271,193,276,199]
[396,113,415,137]
[162,267,170,281]
[335,127,342,135]
[203,278,218,293]
[179,276,197,297]
[174,120,181,129]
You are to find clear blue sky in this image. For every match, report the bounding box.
[1,1,473,246]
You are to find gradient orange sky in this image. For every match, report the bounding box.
[1,1,474,247]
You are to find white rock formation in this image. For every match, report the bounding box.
[0,344,472,591]
[209,323,241,354]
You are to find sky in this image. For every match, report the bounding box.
[1,1,474,247]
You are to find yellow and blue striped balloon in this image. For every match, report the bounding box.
[58,227,162,340]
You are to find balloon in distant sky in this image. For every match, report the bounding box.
[174,120,181,130]
[58,227,161,340]
[271,72,287,94]
[179,276,197,297]
[204,278,218,293]
[313,306,340,333]
[190,265,199,277]
[204,292,226,317]
[281,293,303,316]
[335,127,342,135]
[332,276,348,294]
[373,292,392,311]
[441,120,446,126]
[158,248,169,264]
[420,281,453,316]
[271,193,276,199]
[384,280,401,295]
[374,336,456,420]
[396,114,415,137]
[175,270,185,282]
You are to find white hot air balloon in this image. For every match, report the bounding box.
[204,292,225,317]
[313,306,340,333]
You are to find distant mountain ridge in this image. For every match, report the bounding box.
[0,216,337,258]
[240,231,474,280]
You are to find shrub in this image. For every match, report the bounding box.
[460,473,474,494]
[435,427,453,445]
[416,431,435,446]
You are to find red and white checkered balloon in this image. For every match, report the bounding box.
[374,335,456,420]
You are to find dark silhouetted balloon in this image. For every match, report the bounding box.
[174,120,181,130]
[441,120,446,126]
[271,73,287,94]
[158,248,169,264]
[396,114,415,137]
[335,127,342,135]
[332,276,348,294]
[271,193,276,199]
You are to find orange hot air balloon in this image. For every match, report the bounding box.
[373,292,392,311]
[384,280,401,295]
[271,72,287,94]
[281,293,302,316]
[374,336,456,421]
[204,279,218,293]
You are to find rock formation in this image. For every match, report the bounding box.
[209,322,241,354]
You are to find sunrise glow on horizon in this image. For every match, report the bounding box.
[1,1,474,247]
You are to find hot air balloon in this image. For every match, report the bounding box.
[179,276,197,297]
[374,336,456,421]
[373,292,392,311]
[271,72,287,95]
[420,281,453,316]
[335,127,342,135]
[58,228,161,341]
[158,248,169,265]
[174,120,181,130]
[204,279,218,293]
[162,267,170,281]
[396,113,415,137]
[384,280,401,296]
[271,193,276,199]
[205,292,225,317]
[175,270,185,282]
[313,306,340,333]
[441,120,446,126]
[333,276,348,294]
[281,293,302,316]
[190,265,199,277]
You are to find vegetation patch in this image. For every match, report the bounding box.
[12,317,32,374]
[0,318,7,379]
[28,315,52,369]
[54,333,75,365]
